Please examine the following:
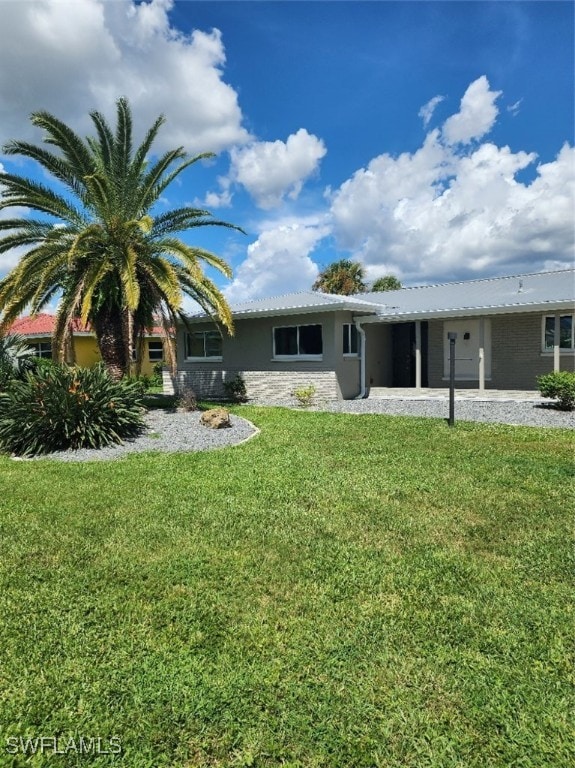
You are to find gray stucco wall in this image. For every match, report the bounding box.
[427,312,574,389]
[174,310,362,400]
[332,311,361,398]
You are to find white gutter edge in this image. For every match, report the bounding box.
[354,299,575,324]
[354,317,368,399]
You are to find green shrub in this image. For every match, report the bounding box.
[152,361,164,387]
[0,333,37,390]
[537,370,575,410]
[292,384,316,408]
[0,363,146,456]
[223,374,248,403]
[132,373,155,391]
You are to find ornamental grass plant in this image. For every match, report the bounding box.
[0,363,145,456]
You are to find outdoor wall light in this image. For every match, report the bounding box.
[463,332,470,340]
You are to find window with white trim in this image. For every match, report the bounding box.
[273,324,323,359]
[148,340,164,362]
[543,315,574,351]
[343,323,359,355]
[185,330,222,359]
[29,341,52,359]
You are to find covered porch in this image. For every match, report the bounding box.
[358,311,571,395]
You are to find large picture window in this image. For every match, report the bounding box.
[543,315,574,351]
[185,330,223,360]
[273,324,323,359]
[343,323,359,355]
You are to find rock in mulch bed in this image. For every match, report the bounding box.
[199,407,232,429]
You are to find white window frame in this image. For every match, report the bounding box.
[542,314,575,353]
[272,324,323,361]
[343,323,359,357]
[185,330,223,361]
[30,341,52,359]
[148,340,164,362]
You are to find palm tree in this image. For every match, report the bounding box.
[0,98,243,378]
[371,275,402,291]
[312,259,367,295]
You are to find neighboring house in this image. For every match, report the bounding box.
[8,314,167,376]
[171,268,575,399]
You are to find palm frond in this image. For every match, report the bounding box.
[29,110,93,178]
[0,174,87,224]
[113,97,133,183]
[89,110,115,173]
[2,141,85,197]
[155,238,233,278]
[130,114,166,177]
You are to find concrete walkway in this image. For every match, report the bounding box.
[367,388,549,403]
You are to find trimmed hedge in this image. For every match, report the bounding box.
[0,363,146,456]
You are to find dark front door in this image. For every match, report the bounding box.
[391,322,428,387]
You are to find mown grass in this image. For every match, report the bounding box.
[0,407,573,767]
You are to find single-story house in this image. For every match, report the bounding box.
[8,314,168,377]
[170,268,575,399]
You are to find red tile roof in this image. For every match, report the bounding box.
[8,314,166,337]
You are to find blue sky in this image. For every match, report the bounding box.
[0,0,573,305]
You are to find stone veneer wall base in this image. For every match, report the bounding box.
[168,368,339,401]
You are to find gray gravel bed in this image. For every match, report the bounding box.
[317,398,575,429]
[17,397,572,462]
[249,397,575,429]
[26,410,258,462]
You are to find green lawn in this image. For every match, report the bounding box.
[0,407,573,767]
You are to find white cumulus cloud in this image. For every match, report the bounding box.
[226,129,327,209]
[225,223,327,302]
[329,78,574,283]
[442,75,501,145]
[418,95,445,127]
[0,162,31,274]
[0,0,249,154]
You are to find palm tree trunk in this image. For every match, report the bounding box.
[122,308,135,378]
[93,306,127,379]
[65,324,76,365]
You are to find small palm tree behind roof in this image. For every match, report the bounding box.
[312,259,367,295]
[0,97,244,378]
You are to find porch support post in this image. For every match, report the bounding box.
[478,317,485,391]
[414,320,422,389]
[554,313,560,372]
[354,319,367,398]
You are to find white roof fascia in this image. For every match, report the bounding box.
[183,303,379,323]
[354,300,575,323]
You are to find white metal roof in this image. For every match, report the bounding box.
[185,290,381,321]
[357,268,575,321]
[184,269,575,324]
